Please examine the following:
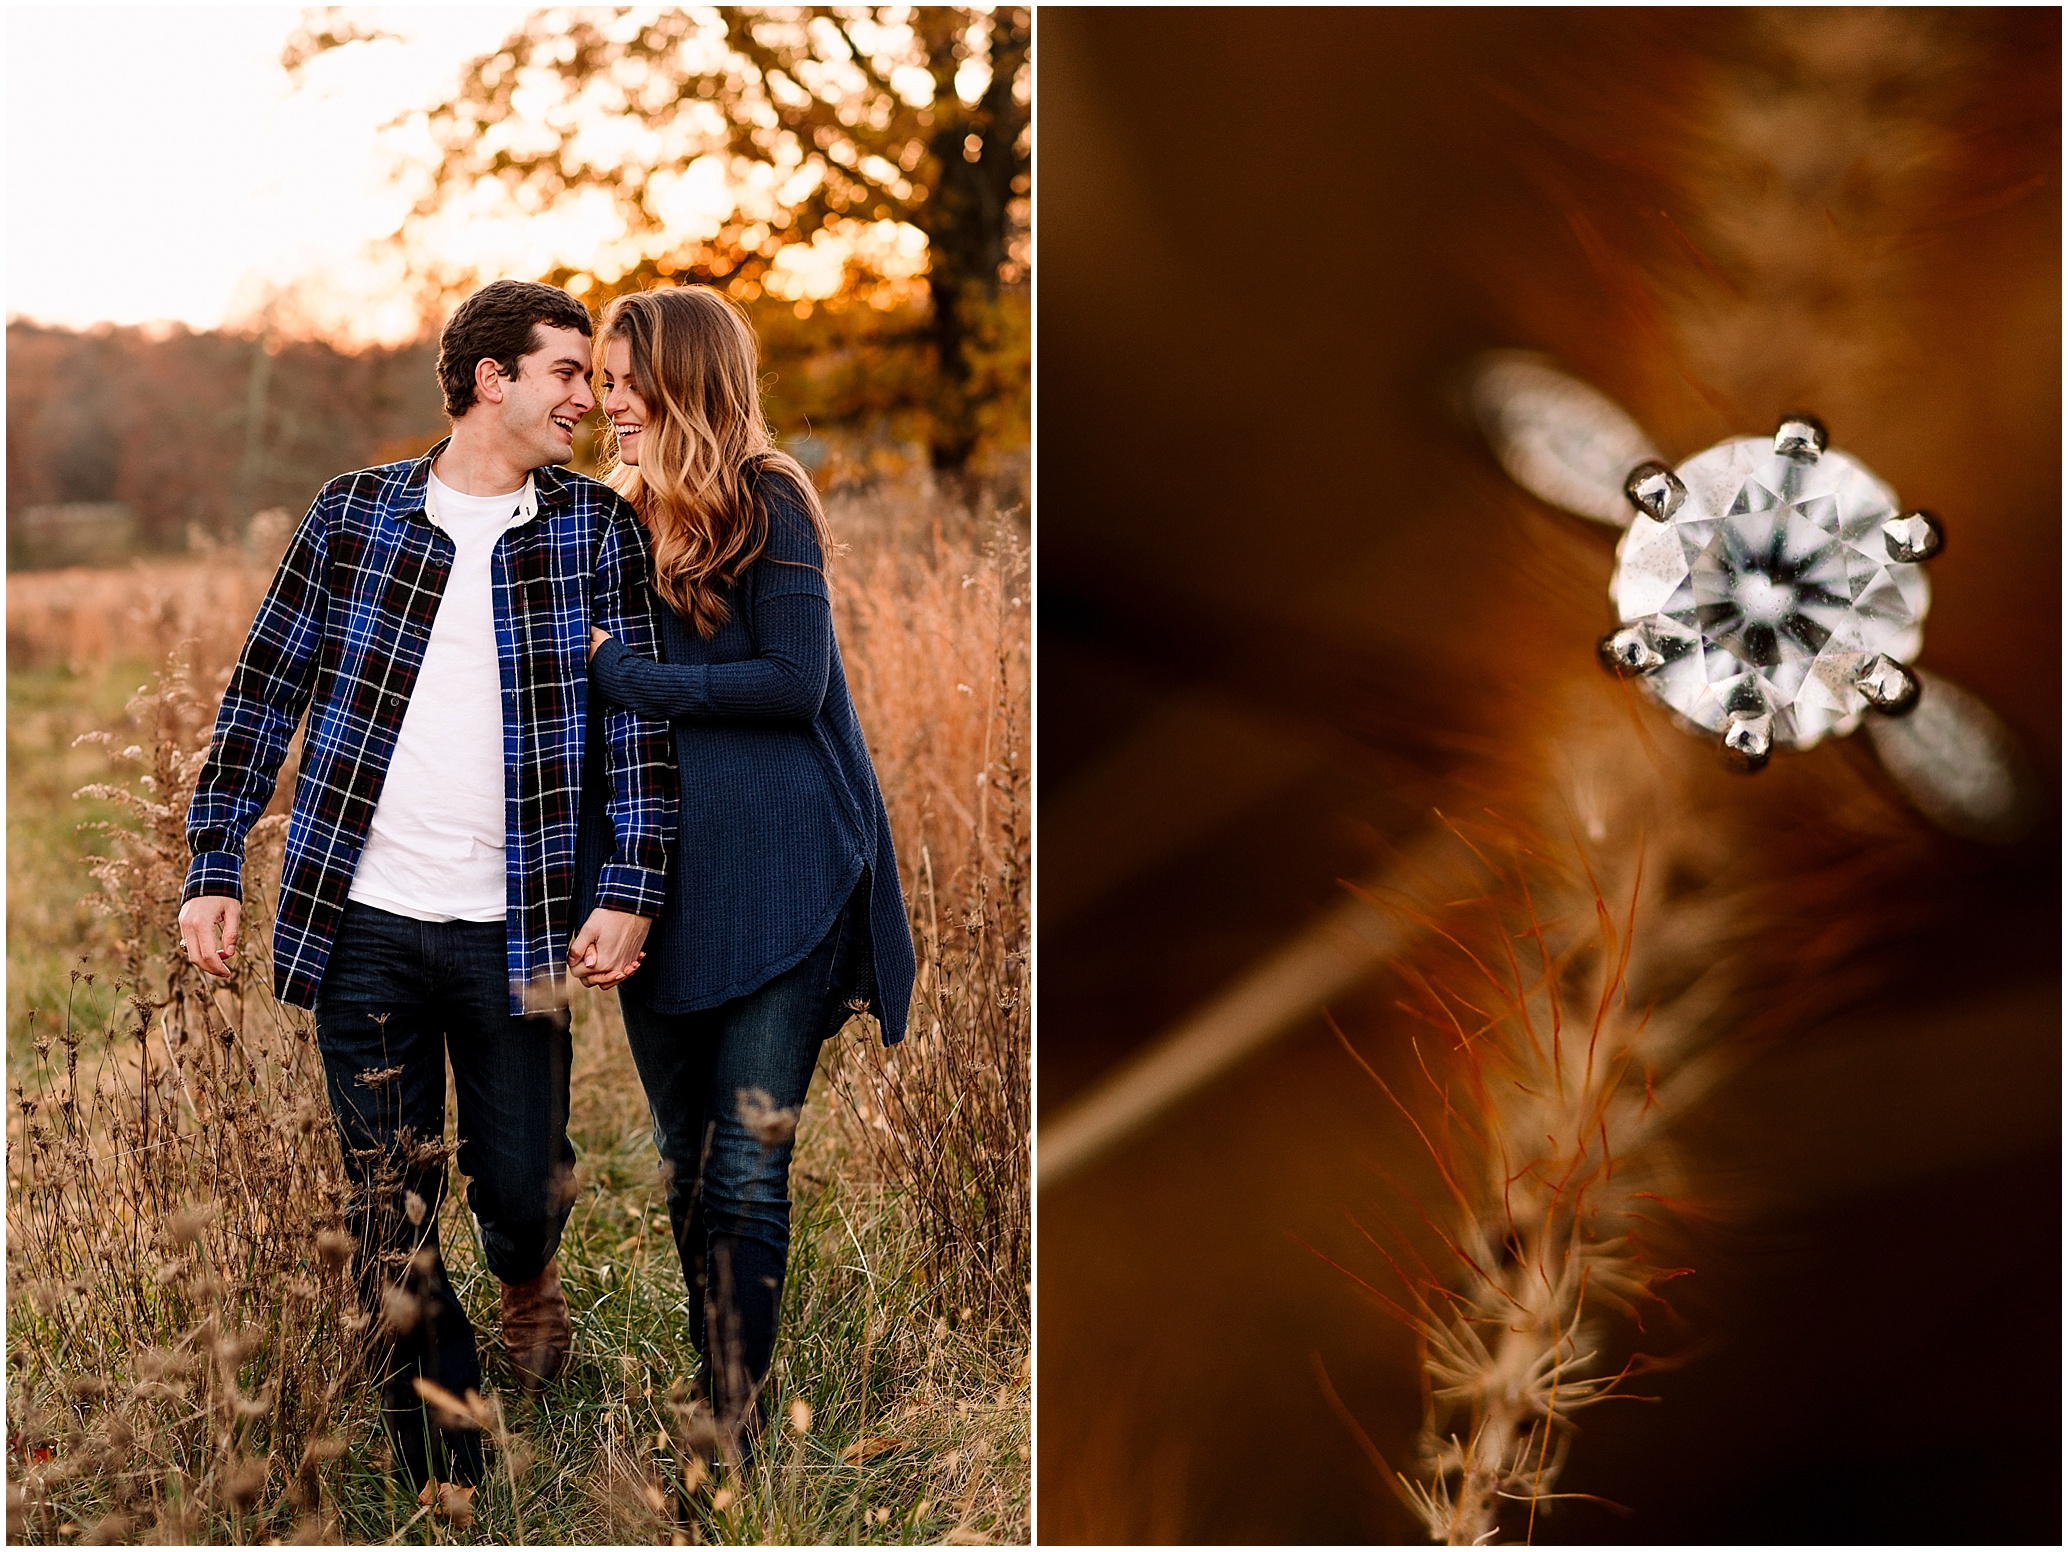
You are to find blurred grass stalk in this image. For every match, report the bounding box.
[1344,710,1760,1545]
[6,481,1030,1544]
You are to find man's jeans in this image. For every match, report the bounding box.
[620,888,861,1444]
[315,901,577,1486]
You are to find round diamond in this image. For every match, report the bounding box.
[1610,437,1930,749]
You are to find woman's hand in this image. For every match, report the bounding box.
[569,907,651,987]
[589,626,610,659]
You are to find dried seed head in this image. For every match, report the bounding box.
[93,1414,134,1456]
[378,1284,421,1337]
[152,1492,205,1542]
[230,1382,276,1419]
[672,1399,721,1457]
[301,1436,346,1466]
[787,1398,812,1435]
[403,1192,427,1227]
[137,1348,194,1383]
[165,1203,219,1249]
[735,1087,799,1147]
[409,1377,484,1432]
[314,1228,354,1271]
[218,1455,268,1511]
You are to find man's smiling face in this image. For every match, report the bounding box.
[488,323,596,468]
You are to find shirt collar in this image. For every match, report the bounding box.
[424,468,540,529]
[403,436,547,529]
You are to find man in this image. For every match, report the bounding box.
[178,279,675,1489]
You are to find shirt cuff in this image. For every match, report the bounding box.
[183,851,245,903]
[593,862,666,918]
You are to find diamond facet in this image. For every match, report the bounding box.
[1609,437,1930,750]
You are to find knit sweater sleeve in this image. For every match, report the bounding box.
[591,474,833,723]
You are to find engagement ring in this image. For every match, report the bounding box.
[1465,352,2033,841]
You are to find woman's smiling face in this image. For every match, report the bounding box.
[600,335,650,467]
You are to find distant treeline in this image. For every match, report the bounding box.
[8,320,446,552]
[7,291,1026,559]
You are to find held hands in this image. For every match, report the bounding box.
[589,626,610,659]
[178,896,242,979]
[569,907,651,988]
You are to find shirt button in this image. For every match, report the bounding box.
[385,692,404,707]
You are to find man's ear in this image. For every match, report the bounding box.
[474,357,506,405]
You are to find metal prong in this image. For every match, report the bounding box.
[1597,624,1664,677]
[1856,654,1921,717]
[1623,460,1685,523]
[1774,414,1827,461]
[1720,712,1773,773]
[1882,509,1944,564]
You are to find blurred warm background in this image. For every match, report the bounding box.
[1038,8,2056,1545]
[8,7,1027,1543]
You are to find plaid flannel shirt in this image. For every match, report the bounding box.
[183,441,676,1013]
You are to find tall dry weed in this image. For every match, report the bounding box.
[8,645,366,1543]
[831,519,1032,1333]
[1337,674,1937,1545]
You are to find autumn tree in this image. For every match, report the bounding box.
[309,6,1029,476]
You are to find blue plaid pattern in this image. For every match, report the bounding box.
[184,440,676,1012]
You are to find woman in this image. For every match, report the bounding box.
[578,284,915,1457]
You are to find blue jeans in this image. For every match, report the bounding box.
[314,901,577,1486]
[620,890,861,1437]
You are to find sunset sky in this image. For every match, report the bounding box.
[4,5,653,345]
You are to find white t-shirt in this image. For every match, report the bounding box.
[347,469,535,923]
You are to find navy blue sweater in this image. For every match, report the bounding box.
[578,471,915,1043]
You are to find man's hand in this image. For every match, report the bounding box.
[569,907,651,988]
[178,896,242,979]
[589,626,610,659]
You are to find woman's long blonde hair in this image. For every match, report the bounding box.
[599,285,829,638]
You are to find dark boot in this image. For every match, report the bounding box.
[501,1257,572,1386]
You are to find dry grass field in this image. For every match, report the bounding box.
[5,484,1029,1545]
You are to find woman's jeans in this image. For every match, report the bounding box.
[620,890,861,1441]
[314,902,578,1487]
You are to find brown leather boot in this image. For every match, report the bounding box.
[500,1259,570,1386]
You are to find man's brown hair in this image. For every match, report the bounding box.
[436,280,593,419]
